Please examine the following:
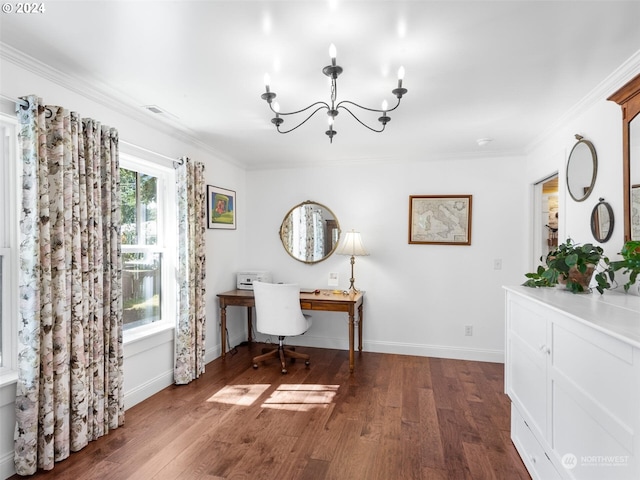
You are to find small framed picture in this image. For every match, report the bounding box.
[409,195,472,245]
[207,185,236,229]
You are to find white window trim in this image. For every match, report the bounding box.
[0,114,19,386]
[120,153,177,343]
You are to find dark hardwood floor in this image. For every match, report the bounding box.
[11,344,530,479]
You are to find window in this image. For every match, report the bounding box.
[120,155,176,335]
[0,115,18,377]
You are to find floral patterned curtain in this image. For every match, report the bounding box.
[298,205,324,261]
[174,157,207,384]
[311,208,324,260]
[280,205,325,261]
[14,95,124,475]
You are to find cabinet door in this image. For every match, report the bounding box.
[551,319,639,480]
[506,294,550,439]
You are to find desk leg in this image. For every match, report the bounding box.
[220,305,227,359]
[247,306,253,343]
[348,308,355,373]
[358,302,363,352]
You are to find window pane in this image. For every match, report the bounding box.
[140,173,157,245]
[122,252,162,330]
[121,169,158,246]
[121,168,138,245]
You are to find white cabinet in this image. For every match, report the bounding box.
[504,286,640,480]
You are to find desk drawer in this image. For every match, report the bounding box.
[300,301,313,310]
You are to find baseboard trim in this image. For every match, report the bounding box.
[124,369,174,410]
[1,450,15,479]
[365,340,504,363]
[284,334,504,364]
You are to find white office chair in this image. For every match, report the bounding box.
[252,281,312,374]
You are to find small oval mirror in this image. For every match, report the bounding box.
[566,135,597,202]
[280,201,341,264]
[591,198,614,243]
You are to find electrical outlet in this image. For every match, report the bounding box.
[493,258,502,270]
[328,272,339,287]
[464,325,473,336]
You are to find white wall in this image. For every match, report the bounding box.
[244,156,528,360]
[0,57,248,479]
[525,95,631,270]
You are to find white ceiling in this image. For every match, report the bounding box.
[2,0,640,169]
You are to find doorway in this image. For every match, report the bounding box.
[532,174,559,268]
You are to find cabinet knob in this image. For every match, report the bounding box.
[530,454,537,464]
[538,344,551,355]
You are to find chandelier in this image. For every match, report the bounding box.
[261,44,408,143]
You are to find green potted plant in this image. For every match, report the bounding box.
[610,240,640,292]
[523,238,612,294]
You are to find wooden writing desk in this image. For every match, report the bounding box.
[217,289,364,373]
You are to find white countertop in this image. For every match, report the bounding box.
[504,285,640,349]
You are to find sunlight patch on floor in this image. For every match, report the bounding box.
[206,384,340,411]
[262,384,339,411]
[207,384,271,405]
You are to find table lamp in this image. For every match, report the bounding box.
[335,230,369,292]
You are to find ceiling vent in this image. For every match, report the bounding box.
[142,105,179,120]
[143,105,165,114]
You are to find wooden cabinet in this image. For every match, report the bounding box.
[504,286,640,480]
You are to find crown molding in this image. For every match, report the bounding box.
[0,42,243,168]
[526,49,640,154]
[247,147,525,171]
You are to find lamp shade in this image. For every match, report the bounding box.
[335,230,369,256]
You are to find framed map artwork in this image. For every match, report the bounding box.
[409,195,472,245]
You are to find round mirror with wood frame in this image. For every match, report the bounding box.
[608,73,640,242]
[279,200,341,264]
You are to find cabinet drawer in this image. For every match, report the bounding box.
[511,405,563,480]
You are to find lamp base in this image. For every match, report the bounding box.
[347,256,360,293]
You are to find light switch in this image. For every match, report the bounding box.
[328,272,339,287]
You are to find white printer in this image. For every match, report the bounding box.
[236,271,272,290]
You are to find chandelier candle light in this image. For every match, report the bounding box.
[335,230,369,293]
[261,44,407,143]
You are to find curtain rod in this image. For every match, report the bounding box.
[120,140,184,166]
[2,94,53,117]
[3,95,185,167]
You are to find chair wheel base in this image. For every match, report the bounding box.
[251,343,310,373]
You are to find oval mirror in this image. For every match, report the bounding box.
[566,135,597,202]
[280,201,341,264]
[590,198,614,243]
